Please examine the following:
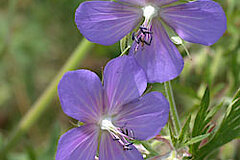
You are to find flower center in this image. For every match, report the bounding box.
[100,118,135,150]
[132,5,158,52]
[142,5,157,20]
[101,118,117,132]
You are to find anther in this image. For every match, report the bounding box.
[113,138,120,141]
[132,26,153,49]
[132,32,140,44]
[125,142,133,146]
[144,36,152,46]
[101,118,136,151]
[140,26,153,34]
[123,146,133,150]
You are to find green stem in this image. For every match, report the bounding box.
[0,39,93,157]
[164,81,181,136]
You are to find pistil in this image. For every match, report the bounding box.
[100,118,135,150]
[142,5,157,21]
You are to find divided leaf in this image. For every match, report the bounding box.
[196,97,240,159]
[191,88,211,154]
[233,88,240,101]
[190,88,240,159]
[178,116,191,144]
[190,87,224,158]
[184,133,211,146]
[192,87,210,137]
[204,102,223,123]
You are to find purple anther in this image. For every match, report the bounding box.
[140,26,153,35]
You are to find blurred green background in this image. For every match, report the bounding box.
[0,0,239,159]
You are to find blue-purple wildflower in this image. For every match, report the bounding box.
[75,0,226,83]
[56,56,169,160]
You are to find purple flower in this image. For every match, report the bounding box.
[56,56,169,160]
[75,0,226,83]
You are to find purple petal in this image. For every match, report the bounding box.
[117,0,177,6]
[114,92,169,140]
[103,56,147,114]
[130,19,184,83]
[116,0,146,6]
[99,132,143,160]
[58,70,103,123]
[56,125,99,160]
[161,0,227,46]
[75,1,142,45]
[152,0,178,6]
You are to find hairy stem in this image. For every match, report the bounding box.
[0,39,93,157]
[164,81,181,136]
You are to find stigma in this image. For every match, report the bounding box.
[100,118,135,150]
[101,118,117,132]
[142,5,157,20]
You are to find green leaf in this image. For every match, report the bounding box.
[192,87,210,137]
[169,125,178,147]
[139,141,159,157]
[120,33,132,53]
[190,87,210,154]
[178,116,191,144]
[233,88,240,101]
[204,102,223,124]
[120,36,127,53]
[184,133,210,146]
[194,92,240,159]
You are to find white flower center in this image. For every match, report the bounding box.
[100,118,117,132]
[100,118,135,150]
[142,5,157,20]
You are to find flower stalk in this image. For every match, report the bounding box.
[0,39,93,157]
[164,81,181,136]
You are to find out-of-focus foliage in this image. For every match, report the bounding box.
[0,0,239,159]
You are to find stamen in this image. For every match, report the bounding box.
[100,118,135,150]
[140,26,153,34]
[132,26,153,51]
[132,5,158,52]
[132,32,140,44]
